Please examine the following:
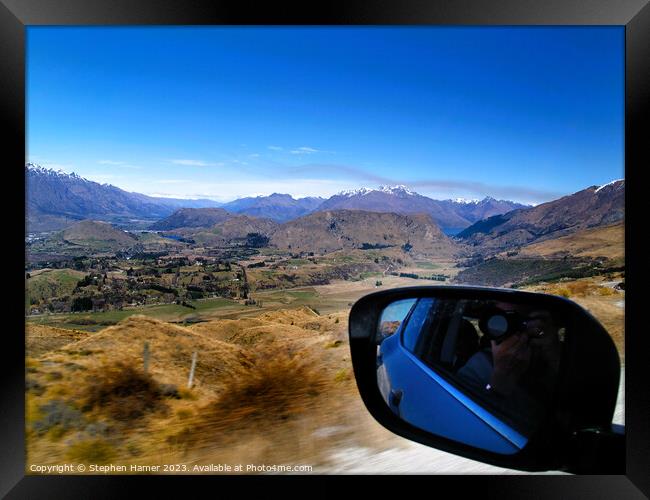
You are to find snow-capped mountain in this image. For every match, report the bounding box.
[595,179,625,193]
[458,180,625,252]
[338,185,416,197]
[26,164,221,231]
[318,186,527,230]
[445,196,529,224]
[25,164,531,233]
[447,197,481,204]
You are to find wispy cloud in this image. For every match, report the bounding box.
[268,145,283,151]
[290,146,322,155]
[138,178,352,202]
[169,159,222,167]
[98,160,125,165]
[249,153,261,158]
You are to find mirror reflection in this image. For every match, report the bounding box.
[376,296,565,455]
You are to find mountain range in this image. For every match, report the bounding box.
[25,164,527,232]
[26,164,222,232]
[220,193,324,222]
[457,179,625,254]
[317,185,528,230]
[34,176,624,261]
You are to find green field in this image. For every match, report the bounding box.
[285,258,311,266]
[26,269,86,306]
[256,288,319,303]
[413,261,441,270]
[26,297,245,331]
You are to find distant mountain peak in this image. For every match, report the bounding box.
[337,185,417,197]
[457,180,625,254]
[26,162,224,232]
[27,162,65,176]
[449,197,481,204]
[377,184,415,195]
[595,179,625,193]
[26,163,90,183]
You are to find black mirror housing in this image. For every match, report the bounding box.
[348,285,621,473]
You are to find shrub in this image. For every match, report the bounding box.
[71,297,93,312]
[168,347,327,447]
[31,399,85,436]
[81,361,167,422]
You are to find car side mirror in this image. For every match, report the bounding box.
[348,286,623,473]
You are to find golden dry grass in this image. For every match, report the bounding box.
[519,222,624,260]
[165,345,329,451]
[60,315,252,393]
[26,307,356,470]
[26,324,90,357]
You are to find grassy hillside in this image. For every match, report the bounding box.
[26,269,86,306]
[518,222,623,261]
[458,182,624,254]
[271,210,458,257]
[26,324,90,357]
[62,220,137,251]
[26,297,246,332]
[454,256,622,288]
[26,309,359,470]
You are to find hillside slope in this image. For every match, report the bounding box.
[270,209,458,257]
[457,180,624,254]
[62,220,137,250]
[518,221,624,261]
[149,208,232,231]
[172,215,279,246]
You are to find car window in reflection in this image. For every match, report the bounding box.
[379,297,566,440]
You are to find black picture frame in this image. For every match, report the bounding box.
[2,0,648,497]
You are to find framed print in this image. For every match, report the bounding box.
[1,0,648,496]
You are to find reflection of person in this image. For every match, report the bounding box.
[456,304,561,432]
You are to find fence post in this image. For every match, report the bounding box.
[143,341,150,374]
[188,351,197,389]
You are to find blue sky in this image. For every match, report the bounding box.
[27,26,624,204]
